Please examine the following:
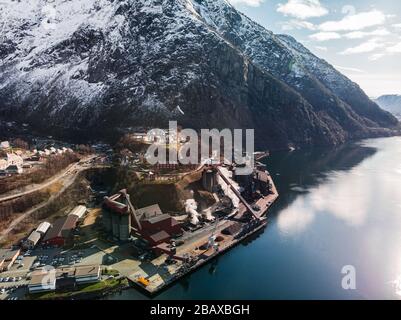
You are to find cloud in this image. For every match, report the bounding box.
[387,42,401,53]
[393,24,401,29]
[334,65,365,73]
[228,0,264,6]
[315,46,327,51]
[310,31,341,41]
[368,53,386,61]
[344,28,391,39]
[319,9,387,32]
[277,0,328,20]
[281,19,316,31]
[340,38,385,55]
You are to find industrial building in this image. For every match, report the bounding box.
[28,270,56,293]
[36,222,51,235]
[28,265,101,293]
[0,249,20,272]
[202,167,219,193]
[68,205,87,221]
[24,231,41,249]
[233,167,272,200]
[135,205,182,246]
[42,215,78,247]
[103,190,182,246]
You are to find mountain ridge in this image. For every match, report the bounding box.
[375,95,401,116]
[0,0,398,148]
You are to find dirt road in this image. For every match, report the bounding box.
[0,156,96,203]
[0,156,98,242]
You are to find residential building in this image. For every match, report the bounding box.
[0,141,10,149]
[0,159,7,170]
[6,165,23,174]
[6,153,23,167]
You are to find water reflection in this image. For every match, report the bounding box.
[108,137,401,300]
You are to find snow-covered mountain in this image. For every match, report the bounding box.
[0,0,398,148]
[375,95,401,116]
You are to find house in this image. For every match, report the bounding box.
[0,141,10,149]
[23,231,41,249]
[6,153,23,166]
[0,248,21,272]
[0,159,7,170]
[5,165,23,174]
[42,215,78,247]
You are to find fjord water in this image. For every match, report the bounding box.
[110,137,401,300]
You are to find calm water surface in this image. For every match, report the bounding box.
[109,137,401,300]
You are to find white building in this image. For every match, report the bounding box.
[7,153,23,167]
[36,222,51,235]
[74,265,101,284]
[28,271,56,293]
[6,165,23,174]
[0,159,7,170]
[68,205,87,221]
[0,141,10,149]
[24,231,41,249]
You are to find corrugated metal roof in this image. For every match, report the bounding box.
[36,222,51,234]
[43,215,78,241]
[144,213,171,224]
[149,230,170,243]
[135,204,163,220]
[68,205,87,219]
[27,231,41,244]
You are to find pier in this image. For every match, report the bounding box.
[124,166,279,295]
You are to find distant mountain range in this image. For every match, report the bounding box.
[0,0,398,148]
[374,95,401,116]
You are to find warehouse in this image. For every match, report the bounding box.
[23,231,41,249]
[36,221,51,235]
[42,215,78,247]
[68,205,87,221]
[0,249,21,272]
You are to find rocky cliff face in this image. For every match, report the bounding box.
[0,0,398,148]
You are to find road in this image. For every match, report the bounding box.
[0,155,96,203]
[0,156,98,242]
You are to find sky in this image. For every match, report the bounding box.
[228,0,401,98]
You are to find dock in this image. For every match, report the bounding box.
[126,168,279,295]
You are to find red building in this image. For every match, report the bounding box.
[42,215,78,247]
[103,190,182,247]
[134,204,182,246]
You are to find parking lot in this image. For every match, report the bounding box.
[0,245,110,300]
